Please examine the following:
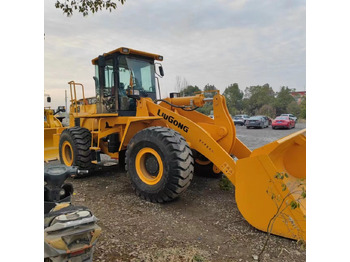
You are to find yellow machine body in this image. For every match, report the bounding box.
[53,47,306,240]
[235,130,306,240]
[44,108,66,162]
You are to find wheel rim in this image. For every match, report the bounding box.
[135,147,163,185]
[195,158,211,166]
[62,141,74,166]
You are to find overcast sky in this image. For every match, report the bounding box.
[44,0,305,108]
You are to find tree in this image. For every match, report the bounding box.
[55,0,126,17]
[274,86,295,116]
[179,85,201,97]
[193,84,217,115]
[223,83,244,116]
[196,102,212,115]
[257,104,276,118]
[203,84,217,98]
[287,101,301,118]
[299,97,306,119]
[243,84,275,115]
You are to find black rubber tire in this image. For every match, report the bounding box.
[59,127,94,173]
[118,150,126,172]
[125,126,194,203]
[193,150,222,179]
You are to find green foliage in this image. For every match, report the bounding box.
[197,84,216,115]
[196,102,212,115]
[180,85,201,97]
[273,86,295,115]
[259,172,306,260]
[173,77,306,120]
[219,176,234,191]
[287,100,301,117]
[299,97,306,119]
[203,84,217,98]
[257,104,276,118]
[55,0,125,17]
[223,83,244,116]
[274,172,289,179]
[193,254,205,262]
[243,84,275,115]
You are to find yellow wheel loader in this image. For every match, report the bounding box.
[51,47,306,241]
[44,96,67,162]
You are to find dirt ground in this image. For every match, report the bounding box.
[45,123,306,262]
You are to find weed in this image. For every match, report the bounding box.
[219,175,234,191]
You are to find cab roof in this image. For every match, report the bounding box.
[91,47,163,65]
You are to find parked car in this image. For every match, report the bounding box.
[245,116,269,129]
[272,116,296,129]
[233,114,249,126]
[280,114,297,123]
[256,115,272,126]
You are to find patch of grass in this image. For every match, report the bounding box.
[193,254,205,262]
[219,176,234,191]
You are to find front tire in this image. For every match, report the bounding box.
[59,127,94,173]
[125,127,194,203]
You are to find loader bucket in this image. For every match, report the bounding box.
[235,129,306,240]
[44,128,64,162]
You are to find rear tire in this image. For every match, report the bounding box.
[59,127,94,175]
[193,151,222,179]
[125,127,194,203]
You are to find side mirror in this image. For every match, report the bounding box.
[159,65,164,77]
[47,96,51,103]
[155,63,164,77]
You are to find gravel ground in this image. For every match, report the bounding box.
[45,122,306,262]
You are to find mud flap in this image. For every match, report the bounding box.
[235,129,306,240]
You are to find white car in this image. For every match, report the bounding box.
[280,114,297,122]
[233,114,250,126]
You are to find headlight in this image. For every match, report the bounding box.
[121,47,130,54]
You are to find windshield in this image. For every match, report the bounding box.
[118,56,156,93]
[276,116,288,120]
[249,116,261,120]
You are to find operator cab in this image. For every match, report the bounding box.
[92,47,164,115]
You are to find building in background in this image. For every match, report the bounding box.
[290,91,306,104]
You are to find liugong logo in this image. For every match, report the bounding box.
[157,109,189,133]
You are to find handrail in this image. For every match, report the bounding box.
[68,81,88,112]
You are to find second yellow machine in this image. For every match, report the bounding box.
[51,47,306,241]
